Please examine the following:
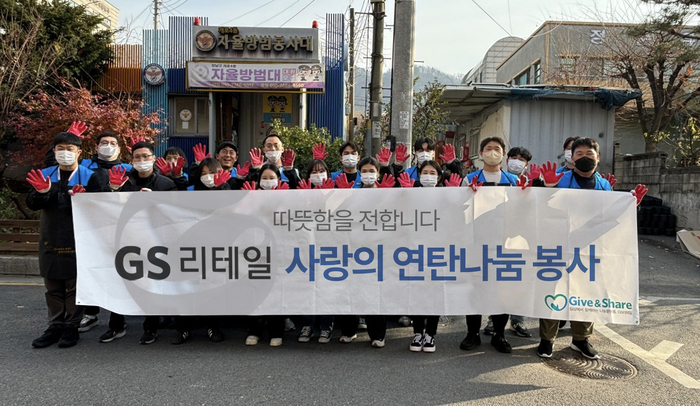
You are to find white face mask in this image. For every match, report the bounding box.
[564,149,573,163]
[420,174,438,187]
[416,151,433,164]
[360,172,377,186]
[310,173,327,186]
[200,174,216,188]
[507,159,526,175]
[260,179,279,190]
[342,154,358,168]
[55,150,77,166]
[265,150,282,163]
[482,150,503,166]
[133,160,154,173]
[98,144,118,159]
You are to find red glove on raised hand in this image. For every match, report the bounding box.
[242,181,256,191]
[26,169,51,193]
[527,163,542,181]
[193,143,210,163]
[312,143,328,160]
[376,147,392,166]
[603,173,617,189]
[236,161,251,178]
[376,173,396,188]
[125,136,146,153]
[444,173,462,187]
[68,184,85,196]
[440,144,456,163]
[109,166,128,190]
[517,175,530,190]
[632,184,648,206]
[397,172,415,188]
[335,173,354,189]
[67,121,88,138]
[172,156,186,177]
[320,178,335,189]
[395,144,410,163]
[214,169,231,187]
[542,161,564,187]
[281,149,296,169]
[155,158,171,176]
[249,148,264,168]
[274,181,290,190]
[469,175,483,192]
[461,144,470,162]
[298,179,312,190]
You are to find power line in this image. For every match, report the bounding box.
[280,0,317,27]
[255,0,303,27]
[470,0,511,36]
[221,0,279,25]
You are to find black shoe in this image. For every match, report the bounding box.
[459,333,481,350]
[171,330,190,345]
[58,327,80,348]
[537,339,553,358]
[571,338,600,360]
[207,328,224,343]
[78,315,98,333]
[140,330,158,345]
[99,327,126,343]
[511,323,532,337]
[483,319,494,335]
[491,334,512,353]
[32,326,63,348]
[559,320,567,328]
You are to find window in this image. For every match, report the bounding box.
[561,57,578,74]
[533,62,541,84]
[173,97,209,136]
[515,70,529,86]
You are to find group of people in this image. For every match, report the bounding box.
[25,121,647,361]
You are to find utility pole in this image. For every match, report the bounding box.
[369,0,385,155]
[154,0,160,30]
[389,0,415,168]
[348,8,355,141]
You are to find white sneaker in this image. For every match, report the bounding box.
[371,339,385,348]
[298,326,313,343]
[270,337,283,347]
[318,329,332,344]
[339,334,357,343]
[245,335,259,346]
[78,315,98,333]
[409,333,423,352]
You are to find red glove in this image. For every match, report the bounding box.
[376,173,396,188]
[527,163,542,181]
[172,156,186,177]
[242,181,257,190]
[298,179,312,190]
[335,173,354,189]
[214,169,231,187]
[632,184,647,206]
[516,175,530,190]
[469,175,483,192]
[461,144,470,162]
[26,169,51,193]
[250,148,264,168]
[440,144,456,163]
[155,158,171,176]
[395,144,410,163]
[444,173,462,187]
[236,161,251,178]
[376,147,392,166]
[68,184,85,196]
[67,121,88,138]
[281,149,296,169]
[320,178,335,189]
[312,143,328,160]
[542,161,564,187]
[193,143,210,163]
[397,172,415,188]
[603,173,617,189]
[275,181,290,190]
[109,166,128,189]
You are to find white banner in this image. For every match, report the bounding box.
[72,187,639,324]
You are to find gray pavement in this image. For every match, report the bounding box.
[0,235,699,406]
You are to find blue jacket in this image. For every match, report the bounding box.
[465,169,518,186]
[557,171,611,190]
[331,170,362,188]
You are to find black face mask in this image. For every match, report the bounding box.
[574,156,597,173]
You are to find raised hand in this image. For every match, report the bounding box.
[320,178,335,189]
[108,166,128,190]
[376,173,396,188]
[236,161,251,178]
[397,172,415,188]
[632,184,648,206]
[125,136,145,153]
[275,181,290,190]
[312,143,328,160]
[68,184,85,196]
[26,169,51,193]
[335,173,354,189]
[67,121,88,138]
[242,181,257,190]
[469,175,483,192]
[214,169,231,187]
[542,161,564,187]
[298,179,312,190]
[376,147,392,166]
[440,144,456,163]
[193,143,210,163]
[444,173,462,187]
[517,175,530,190]
[173,156,186,177]
[603,173,617,189]
[395,144,410,163]
[249,148,264,168]
[527,163,542,181]
[155,157,171,176]
[281,149,296,169]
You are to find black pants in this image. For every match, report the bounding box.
[109,313,159,332]
[412,315,439,336]
[173,316,223,332]
[466,314,508,336]
[336,315,386,341]
[44,278,83,328]
[301,315,334,331]
[84,306,100,316]
[248,316,285,339]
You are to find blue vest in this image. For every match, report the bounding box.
[556,166,570,175]
[42,165,94,187]
[331,170,362,188]
[557,171,611,190]
[81,159,132,172]
[466,169,518,186]
[405,166,419,181]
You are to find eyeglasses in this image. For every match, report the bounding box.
[133,154,154,161]
[218,150,237,156]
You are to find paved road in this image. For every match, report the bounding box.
[1,235,698,406]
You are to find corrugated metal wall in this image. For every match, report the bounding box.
[308,13,345,140]
[96,44,142,93]
[143,29,170,156]
[168,16,209,95]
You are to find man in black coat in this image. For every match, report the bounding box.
[26,132,102,348]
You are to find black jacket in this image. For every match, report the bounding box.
[117,170,177,192]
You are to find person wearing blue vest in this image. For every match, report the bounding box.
[156,146,189,191]
[190,141,240,189]
[330,141,362,188]
[260,134,296,182]
[26,132,102,349]
[556,136,581,175]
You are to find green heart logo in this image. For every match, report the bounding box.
[545,294,568,311]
